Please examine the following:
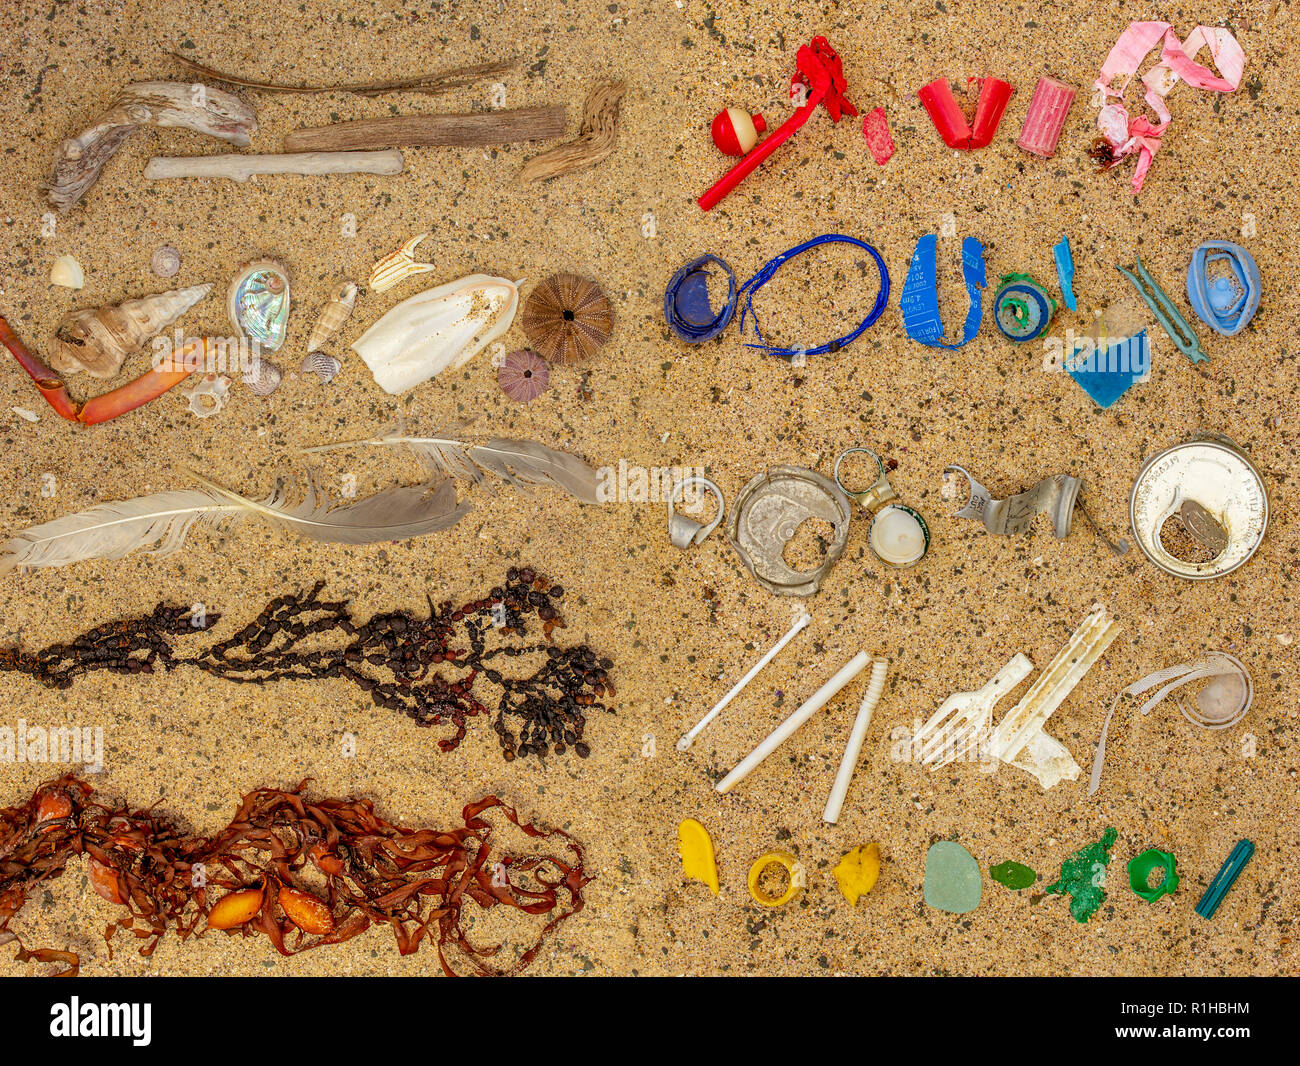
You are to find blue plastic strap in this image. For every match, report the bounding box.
[899,233,986,349]
[735,234,890,359]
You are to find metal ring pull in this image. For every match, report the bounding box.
[667,476,725,549]
[833,447,896,510]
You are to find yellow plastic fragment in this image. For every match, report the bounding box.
[677,818,720,895]
[747,850,805,907]
[833,843,881,905]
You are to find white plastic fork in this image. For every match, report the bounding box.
[913,654,1034,769]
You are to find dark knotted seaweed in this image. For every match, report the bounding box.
[0,567,613,761]
[0,775,589,977]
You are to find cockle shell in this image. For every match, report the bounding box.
[242,357,282,396]
[151,246,181,278]
[51,282,213,379]
[227,259,290,352]
[49,255,85,289]
[351,274,519,395]
[368,234,437,293]
[182,372,231,418]
[306,280,357,352]
[300,351,342,383]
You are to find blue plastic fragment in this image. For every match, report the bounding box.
[664,254,738,343]
[1186,241,1260,337]
[899,233,985,349]
[1066,330,1149,409]
[736,234,890,360]
[1053,236,1077,311]
[1195,839,1254,920]
[993,274,1055,342]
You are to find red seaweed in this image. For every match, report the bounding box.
[0,775,589,977]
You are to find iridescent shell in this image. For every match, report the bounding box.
[520,273,612,363]
[227,259,291,352]
[242,357,283,396]
[306,280,357,352]
[300,351,342,383]
[498,348,550,402]
[151,246,181,278]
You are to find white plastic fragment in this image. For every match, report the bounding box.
[823,656,888,824]
[913,653,1034,769]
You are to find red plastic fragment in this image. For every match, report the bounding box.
[862,106,895,164]
[917,76,1014,150]
[1017,76,1076,158]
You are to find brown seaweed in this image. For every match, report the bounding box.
[0,775,588,977]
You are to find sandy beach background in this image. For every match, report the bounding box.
[0,0,1295,976]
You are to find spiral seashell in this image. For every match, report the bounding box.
[306,280,357,352]
[51,283,213,379]
[242,357,283,396]
[228,259,291,352]
[300,351,342,384]
[498,348,550,402]
[520,273,612,363]
[368,234,436,293]
[151,246,181,278]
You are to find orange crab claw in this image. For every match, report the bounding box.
[0,314,205,425]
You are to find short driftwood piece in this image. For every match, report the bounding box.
[143,150,405,183]
[282,105,566,152]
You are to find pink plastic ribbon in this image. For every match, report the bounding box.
[1093,21,1245,192]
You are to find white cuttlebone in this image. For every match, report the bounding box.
[351,274,519,395]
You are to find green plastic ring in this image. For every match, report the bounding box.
[1128,848,1179,903]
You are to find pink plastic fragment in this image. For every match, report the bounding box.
[862,106,895,164]
[1017,77,1076,158]
[1092,21,1246,193]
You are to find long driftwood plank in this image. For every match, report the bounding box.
[144,150,405,182]
[282,105,567,152]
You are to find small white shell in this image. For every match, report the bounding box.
[300,351,343,383]
[242,357,283,396]
[151,246,181,278]
[49,255,85,289]
[182,373,232,418]
[11,406,40,423]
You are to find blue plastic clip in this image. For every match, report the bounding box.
[1195,839,1254,920]
[664,254,738,343]
[1186,241,1260,337]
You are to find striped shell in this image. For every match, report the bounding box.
[368,234,436,293]
[498,348,550,402]
[520,273,612,363]
[306,280,357,352]
[242,357,283,396]
[300,351,343,383]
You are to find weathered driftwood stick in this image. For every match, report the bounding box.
[282,105,566,152]
[47,82,257,211]
[521,80,625,181]
[144,150,405,183]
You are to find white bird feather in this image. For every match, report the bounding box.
[0,472,469,573]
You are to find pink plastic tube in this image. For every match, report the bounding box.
[1017,77,1076,157]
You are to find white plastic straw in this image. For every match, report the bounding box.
[822,657,889,824]
[715,650,869,794]
[676,612,811,751]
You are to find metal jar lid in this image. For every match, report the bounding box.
[1129,436,1268,580]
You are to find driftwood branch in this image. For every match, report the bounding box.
[168,51,517,97]
[521,80,625,182]
[143,150,405,183]
[282,106,566,152]
[46,82,257,210]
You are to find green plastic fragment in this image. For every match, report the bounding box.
[1128,848,1179,903]
[989,861,1036,890]
[1047,827,1117,923]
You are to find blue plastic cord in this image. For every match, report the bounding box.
[735,234,890,359]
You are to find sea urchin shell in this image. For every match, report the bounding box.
[520,273,612,363]
[498,349,550,402]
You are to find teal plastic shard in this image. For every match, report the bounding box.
[1047,827,1117,922]
[1128,848,1179,903]
[989,860,1037,890]
[924,841,982,913]
[1115,256,1207,364]
[1195,839,1254,920]
[1054,236,1077,311]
